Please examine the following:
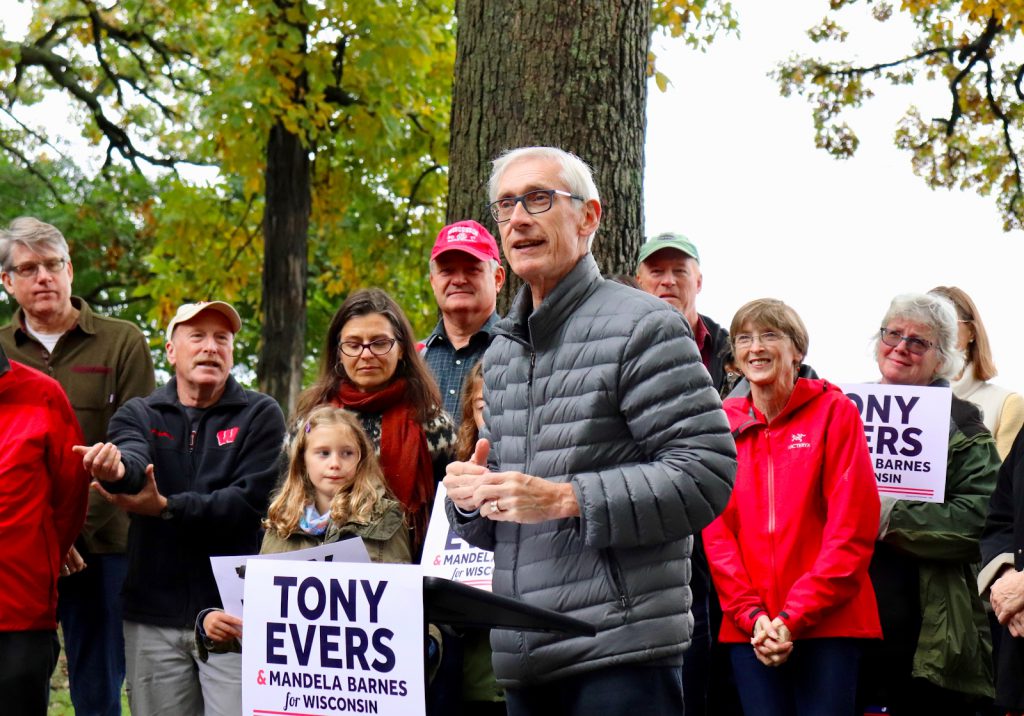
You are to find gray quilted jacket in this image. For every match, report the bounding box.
[446,254,736,687]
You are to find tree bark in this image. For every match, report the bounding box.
[447,0,650,310]
[258,0,312,414]
[260,120,310,413]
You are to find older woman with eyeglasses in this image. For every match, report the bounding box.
[703,298,880,716]
[294,288,454,558]
[858,292,1000,715]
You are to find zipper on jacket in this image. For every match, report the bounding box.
[523,351,536,475]
[189,404,212,475]
[512,351,537,603]
[604,548,631,610]
[765,428,781,610]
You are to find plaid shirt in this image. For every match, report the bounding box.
[421,312,500,425]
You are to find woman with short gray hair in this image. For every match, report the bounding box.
[874,292,963,383]
[859,292,999,714]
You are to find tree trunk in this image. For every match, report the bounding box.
[260,120,310,413]
[447,0,650,311]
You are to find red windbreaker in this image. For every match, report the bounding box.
[704,378,882,642]
[0,361,89,631]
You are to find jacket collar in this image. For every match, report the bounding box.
[69,297,97,334]
[423,311,501,347]
[495,253,601,349]
[13,296,96,341]
[150,374,249,409]
[950,363,980,401]
[725,377,835,435]
[699,313,729,348]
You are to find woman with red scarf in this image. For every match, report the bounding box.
[295,288,454,558]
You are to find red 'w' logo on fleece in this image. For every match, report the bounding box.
[217,427,239,446]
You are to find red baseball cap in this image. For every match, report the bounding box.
[430,220,500,263]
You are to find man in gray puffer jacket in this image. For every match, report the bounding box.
[444,146,737,715]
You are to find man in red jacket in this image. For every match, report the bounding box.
[0,344,89,715]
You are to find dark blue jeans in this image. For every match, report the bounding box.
[58,552,128,716]
[505,663,684,716]
[0,630,60,716]
[730,638,862,716]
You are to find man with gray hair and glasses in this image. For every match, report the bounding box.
[444,146,736,715]
[0,216,154,716]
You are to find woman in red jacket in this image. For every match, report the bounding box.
[704,298,881,716]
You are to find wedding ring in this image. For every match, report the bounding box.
[492,500,502,513]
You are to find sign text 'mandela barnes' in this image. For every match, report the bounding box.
[264,576,411,713]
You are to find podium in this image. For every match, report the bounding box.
[233,552,595,715]
[423,576,596,636]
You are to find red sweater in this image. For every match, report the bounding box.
[705,379,882,642]
[0,360,89,631]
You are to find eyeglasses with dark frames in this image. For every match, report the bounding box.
[339,338,398,358]
[879,328,933,356]
[487,189,585,223]
[7,257,68,278]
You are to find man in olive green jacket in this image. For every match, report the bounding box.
[0,216,154,716]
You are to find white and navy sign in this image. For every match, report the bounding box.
[841,383,951,503]
[420,483,494,591]
[242,560,425,716]
[212,539,371,618]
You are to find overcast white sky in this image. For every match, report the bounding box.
[644,2,1024,392]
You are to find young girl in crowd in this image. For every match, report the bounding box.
[261,405,411,559]
[455,363,486,461]
[198,406,411,650]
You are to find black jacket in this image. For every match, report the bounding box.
[982,427,1024,709]
[700,313,731,396]
[106,377,285,627]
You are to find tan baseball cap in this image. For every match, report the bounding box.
[166,301,242,341]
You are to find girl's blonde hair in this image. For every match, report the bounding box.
[264,406,390,539]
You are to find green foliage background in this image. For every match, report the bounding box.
[774,0,1024,230]
[0,0,735,385]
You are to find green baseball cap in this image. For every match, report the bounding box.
[636,232,700,270]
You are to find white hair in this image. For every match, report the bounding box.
[488,146,600,249]
[874,292,964,381]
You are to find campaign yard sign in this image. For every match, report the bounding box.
[242,559,424,716]
[212,538,371,618]
[420,482,494,591]
[841,383,952,503]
